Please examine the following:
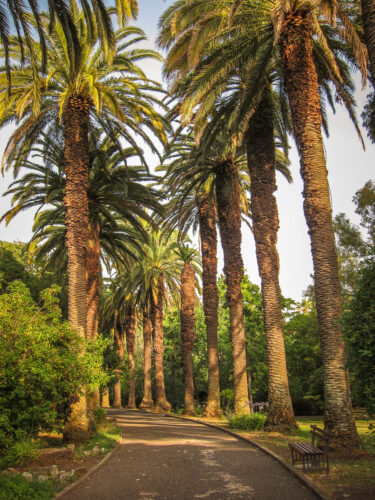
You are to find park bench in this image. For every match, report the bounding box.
[289,425,329,473]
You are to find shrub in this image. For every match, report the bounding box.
[228,413,267,431]
[0,282,109,451]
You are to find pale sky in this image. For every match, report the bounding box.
[0,0,374,301]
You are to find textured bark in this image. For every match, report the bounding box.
[140,303,154,410]
[62,94,91,441]
[246,89,296,431]
[152,274,172,412]
[198,198,222,418]
[180,262,196,416]
[280,12,359,448]
[113,324,125,409]
[101,386,110,408]
[87,221,101,413]
[215,161,250,415]
[126,309,137,409]
[361,0,375,84]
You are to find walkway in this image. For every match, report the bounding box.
[60,410,319,500]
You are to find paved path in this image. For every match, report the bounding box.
[61,410,319,500]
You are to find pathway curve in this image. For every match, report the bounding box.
[60,410,319,500]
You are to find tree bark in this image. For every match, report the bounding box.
[246,88,296,431]
[152,274,172,412]
[215,160,250,416]
[280,11,359,448]
[180,262,196,416]
[126,308,137,409]
[140,302,154,410]
[361,0,375,84]
[87,221,101,412]
[101,386,110,408]
[113,324,125,409]
[198,198,222,418]
[62,94,91,441]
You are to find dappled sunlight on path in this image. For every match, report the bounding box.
[60,410,319,500]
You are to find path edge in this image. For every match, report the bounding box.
[54,437,124,499]
[164,412,329,500]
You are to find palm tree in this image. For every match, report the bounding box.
[360,0,375,83]
[161,135,223,418]
[175,244,200,416]
[159,0,365,445]
[0,6,166,440]
[161,130,252,416]
[0,0,138,85]
[133,229,183,412]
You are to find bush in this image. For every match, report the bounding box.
[0,474,57,500]
[0,282,109,451]
[228,413,267,431]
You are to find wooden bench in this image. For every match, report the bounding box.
[289,425,329,473]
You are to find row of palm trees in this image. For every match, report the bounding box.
[0,0,374,449]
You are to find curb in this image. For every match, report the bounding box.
[164,413,329,500]
[54,437,124,499]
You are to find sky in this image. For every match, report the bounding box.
[0,0,374,302]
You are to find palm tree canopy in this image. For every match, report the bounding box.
[0,4,168,176]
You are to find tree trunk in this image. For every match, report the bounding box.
[140,303,154,410]
[246,88,297,431]
[180,262,196,416]
[152,274,172,412]
[126,308,137,409]
[280,11,359,448]
[215,161,250,416]
[113,325,125,409]
[101,386,110,408]
[198,197,222,418]
[361,0,375,84]
[87,221,101,412]
[62,94,91,441]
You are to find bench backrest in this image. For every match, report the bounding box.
[310,425,329,450]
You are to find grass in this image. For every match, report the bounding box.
[0,421,122,500]
[0,475,60,500]
[74,422,121,459]
[222,415,375,499]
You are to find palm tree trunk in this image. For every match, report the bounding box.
[140,303,154,410]
[101,386,110,408]
[113,325,125,409]
[87,221,101,412]
[215,160,250,416]
[152,274,172,412]
[198,197,222,418]
[126,308,137,409]
[246,88,296,431]
[180,262,196,416]
[361,0,375,84]
[280,12,359,448]
[62,94,91,441]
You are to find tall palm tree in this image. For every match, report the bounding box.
[175,244,200,416]
[159,0,365,445]
[0,0,138,85]
[161,135,222,418]
[132,229,183,412]
[0,6,166,440]
[162,130,253,416]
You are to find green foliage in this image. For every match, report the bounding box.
[362,93,375,144]
[343,258,375,417]
[284,310,324,415]
[74,422,121,459]
[0,474,58,500]
[228,413,267,431]
[0,281,109,450]
[0,439,39,469]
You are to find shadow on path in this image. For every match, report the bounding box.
[60,410,319,500]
